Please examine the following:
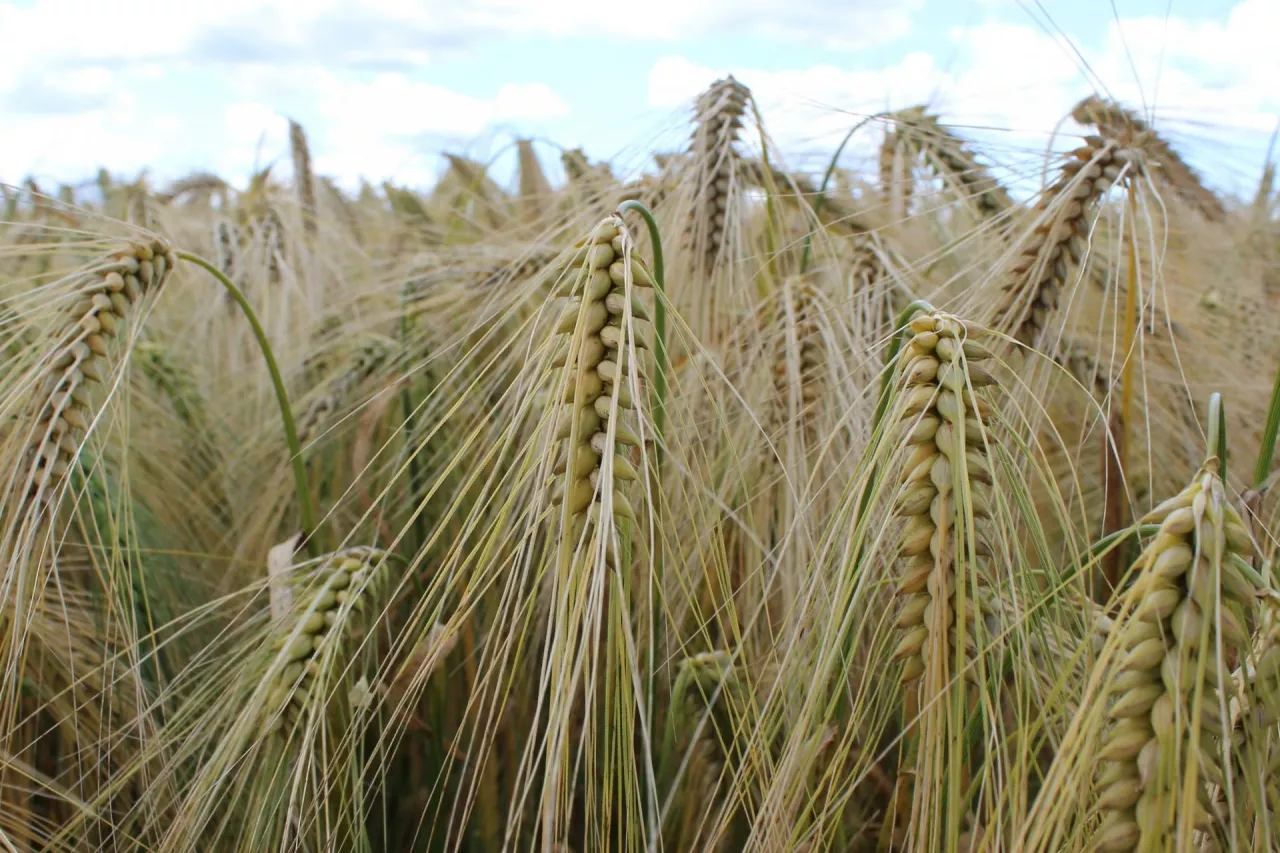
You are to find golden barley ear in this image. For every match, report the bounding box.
[888,309,1000,847]
[994,135,1140,348]
[1072,96,1225,223]
[685,75,752,281]
[1092,459,1259,851]
[883,106,1014,222]
[289,119,317,238]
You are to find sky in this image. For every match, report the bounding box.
[1,0,1277,199]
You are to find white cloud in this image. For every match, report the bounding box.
[645,2,1278,194]
[2,0,1274,198]
[210,74,573,187]
[0,0,917,90]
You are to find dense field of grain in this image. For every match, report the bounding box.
[2,76,1280,852]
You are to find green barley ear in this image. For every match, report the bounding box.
[537,212,655,847]
[1234,590,1280,849]
[213,218,239,284]
[549,213,654,532]
[12,238,177,517]
[297,335,397,444]
[262,546,387,735]
[1092,459,1259,851]
[994,136,1139,348]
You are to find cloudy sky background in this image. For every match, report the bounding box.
[1,0,1276,198]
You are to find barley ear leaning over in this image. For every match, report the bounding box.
[1092,458,1258,851]
[1072,96,1225,222]
[263,546,388,735]
[993,136,1138,349]
[686,75,751,281]
[541,212,654,848]
[11,238,177,519]
[885,106,1014,222]
[889,309,999,848]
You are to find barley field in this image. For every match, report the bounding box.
[2,63,1280,853]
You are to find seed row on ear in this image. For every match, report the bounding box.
[264,547,386,732]
[549,215,653,543]
[1093,462,1258,852]
[890,311,999,688]
[996,135,1139,348]
[686,76,751,279]
[23,239,176,505]
[772,279,825,429]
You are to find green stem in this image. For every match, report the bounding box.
[1207,391,1228,482]
[617,200,667,468]
[1255,366,1280,488]
[177,251,317,549]
[799,115,880,275]
[616,199,667,843]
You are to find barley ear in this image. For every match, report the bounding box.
[289,119,317,238]
[16,238,177,514]
[994,135,1139,348]
[1094,457,1259,850]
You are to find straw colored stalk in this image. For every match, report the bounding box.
[994,135,1139,349]
[1092,460,1258,851]
[1072,96,1225,223]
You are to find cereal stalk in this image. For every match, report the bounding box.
[177,251,316,546]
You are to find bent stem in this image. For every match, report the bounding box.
[799,114,880,275]
[616,198,668,841]
[177,250,317,549]
[1207,391,1227,478]
[617,199,667,466]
